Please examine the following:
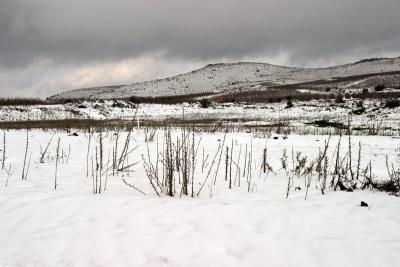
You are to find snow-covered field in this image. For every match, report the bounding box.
[0,129,399,267]
[1,99,400,136]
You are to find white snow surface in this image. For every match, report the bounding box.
[1,99,400,134]
[0,130,400,267]
[49,58,400,99]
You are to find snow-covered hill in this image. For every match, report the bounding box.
[48,57,400,100]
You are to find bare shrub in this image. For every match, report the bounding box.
[335,93,345,104]
[285,96,294,108]
[375,84,386,91]
[200,98,211,108]
[384,99,400,108]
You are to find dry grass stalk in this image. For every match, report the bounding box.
[198,134,224,196]
[4,163,12,187]
[54,138,60,189]
[121,177,146,195]
[225,146,229,182]
[2,131,5,170]
[212,133,227,185]
[86,132,92,177]
[229,140,233,189]
[247,140,253,193]
[21,131,29,180]
[40,134,54,163]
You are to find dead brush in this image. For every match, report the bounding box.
[366,117,384,135]
[285,148,295,199]
[143,129,176,197]
[143,127,202,197]
[110,130,142,193]
[114,130,139,174]
[376,152,400,196]
[258,146,275,179]
[14,123,394,198]
[142,146,162,197]
[280,148,289,175]
[213,134,227,186]
[321,156,329,195]
[295,152,307,179]
[360,161,374,190]
[197,133,225,196]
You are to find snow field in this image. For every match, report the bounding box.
[0,129,399,267]
[1,100,399,137]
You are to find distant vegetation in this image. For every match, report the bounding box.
[128,92,214,105]
[0,98,47,106]
[375,84,386,91]
[200,98,211,108]
[0,98,78,106]
[1,89,399,107]
[385,99,400,108]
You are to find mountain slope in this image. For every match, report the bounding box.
[48,57,400,100]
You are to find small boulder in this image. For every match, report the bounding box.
[360,201,368,207]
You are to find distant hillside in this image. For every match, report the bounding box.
[48,57,400,100]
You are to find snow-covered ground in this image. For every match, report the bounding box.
[1,99,399,135]
[48,57,400,100]
[0,129,399,266]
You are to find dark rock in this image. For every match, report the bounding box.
[360,201,368,207]
[69,133,79,137]
[112,101,127,108]
[273,136,279,140]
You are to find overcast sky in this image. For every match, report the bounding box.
[1,0,400,98]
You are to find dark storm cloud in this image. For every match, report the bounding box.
[1,0,400,97]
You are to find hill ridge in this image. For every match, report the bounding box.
[48,56,400,100]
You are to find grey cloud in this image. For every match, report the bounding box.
[0,0,400,97]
